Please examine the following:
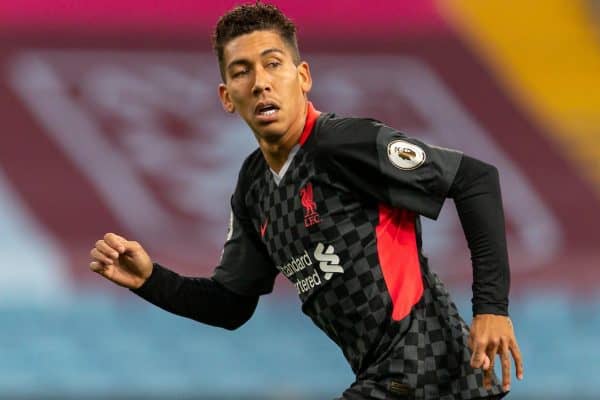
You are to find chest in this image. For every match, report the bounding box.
[245,155,378,294]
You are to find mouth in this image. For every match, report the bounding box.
[255,102,280,122]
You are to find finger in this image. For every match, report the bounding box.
[470,339,488,369]
[482,353,491,370]
[468,332,474,352]
[482,358,495,390]
[90,248,114,265]
[95,240,120,260]
[510,339,525,380]
[104,233,127,253]
[486,340,499,371]
[500,339,511,391]
[483,343,498,390]
[89,261,107,273]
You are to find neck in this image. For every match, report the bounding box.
[259,101,317,173]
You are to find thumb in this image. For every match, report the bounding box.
[115,238,152,274]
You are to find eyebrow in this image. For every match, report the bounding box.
[226,48,285,71]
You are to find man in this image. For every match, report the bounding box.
[89,3,523,399]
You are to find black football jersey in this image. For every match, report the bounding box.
[213,103,503,399]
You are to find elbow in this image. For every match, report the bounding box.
[483,162,499,182]
[468,157,499,183]
[451,156,501,198]
[221,313,252,331]
[220,296,258,331]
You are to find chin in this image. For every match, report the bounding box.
[259,130,286,143]
[255,122,287,141]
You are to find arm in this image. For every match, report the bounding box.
[90,157,278,331]
[448,155,509,316]
[89,232,261,331]
[128,199,277,330]
[90,206,276,330]
[91,204,276,333]
[315,117,523,391]
[448,155,524,391]
[132,263,258,330]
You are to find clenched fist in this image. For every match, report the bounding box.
[89,233,153,289]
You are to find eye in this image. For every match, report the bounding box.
[266,61,281,69]
[232,69,249,78]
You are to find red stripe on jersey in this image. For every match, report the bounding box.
[376,204,424,321]
[299,101,321,146]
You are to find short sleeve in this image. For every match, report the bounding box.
[212,185,278,296]
[318,117,462,219]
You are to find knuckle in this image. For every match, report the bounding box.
[104,232,113,241]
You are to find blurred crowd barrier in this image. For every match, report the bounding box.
[0,0,599,398]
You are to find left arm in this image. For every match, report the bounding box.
[317,116,523,390]
[448,155,524,391]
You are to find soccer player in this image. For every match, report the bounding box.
[89,3,523,399]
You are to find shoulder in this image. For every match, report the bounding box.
[306,113,392,160]
[313,113,384,145]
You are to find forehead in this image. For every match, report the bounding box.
[223,30,292,63]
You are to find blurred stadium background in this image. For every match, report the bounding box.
[1,0,599,398]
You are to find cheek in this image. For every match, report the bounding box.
[228,86,251,107]
[279,73,302,95]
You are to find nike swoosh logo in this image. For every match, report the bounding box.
[260,218,268,238]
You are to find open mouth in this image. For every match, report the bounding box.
[255,102,280,117]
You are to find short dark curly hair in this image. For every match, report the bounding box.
[212,2,301,81]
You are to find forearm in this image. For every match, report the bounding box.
[449,156,510,316]
[131,263,259,330]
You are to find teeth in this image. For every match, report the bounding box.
[260,109,277,116]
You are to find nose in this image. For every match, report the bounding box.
[252,65,271,96]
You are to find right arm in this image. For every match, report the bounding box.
[132,262,259,331]
[89,203,278,330]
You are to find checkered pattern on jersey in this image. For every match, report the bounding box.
[355,263,504,399]
[246,149,330,288]
[245,148,395,374]
[243,147,503,399]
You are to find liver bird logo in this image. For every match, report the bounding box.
[300,183,317,214]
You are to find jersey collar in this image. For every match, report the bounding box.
[298,101,321,146]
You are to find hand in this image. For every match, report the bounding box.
[89,233,153,289]
[469,314,524,392]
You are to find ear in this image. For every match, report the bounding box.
[218,83,235,113]
[297,61,312,95]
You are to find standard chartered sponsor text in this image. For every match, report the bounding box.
[295,270,322,294]
[279,250,312,278]
[277,250,322,294]
[277,246,343,294]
